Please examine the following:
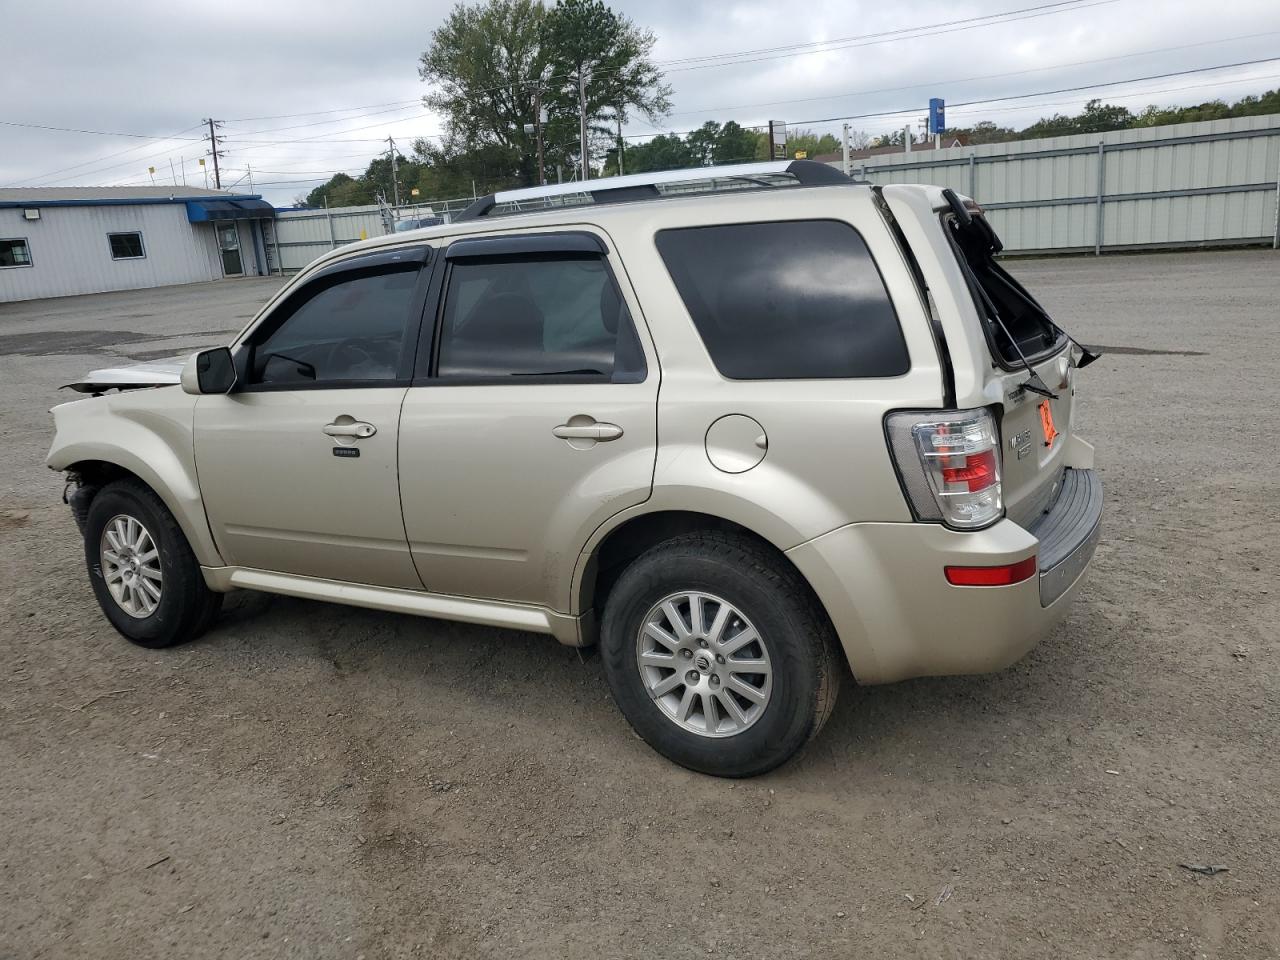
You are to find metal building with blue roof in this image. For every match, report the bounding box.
[0,186,277,302]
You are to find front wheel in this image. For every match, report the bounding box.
[600,533,841,777]
[83,479,222,648]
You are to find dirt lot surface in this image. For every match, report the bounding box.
[2,252,1278,959]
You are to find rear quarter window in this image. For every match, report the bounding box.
[654,219,909,380]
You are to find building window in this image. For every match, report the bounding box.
[0,238,33,268]
[108,232,145,260]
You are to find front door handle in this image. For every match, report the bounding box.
[323,419,377,439]
[553,420,623,442]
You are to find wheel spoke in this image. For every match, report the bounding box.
[688,594,705,636]
[105,528,123,552]
[700,692,718,732]
[650,672,684,697]
[137,548,158,564]
[706,603,731,645]
[676,687,697,722]
[643,621,681,652]
[720,627,759,657]
[662,601,691,641]
[727,658,770,677]
[639,650,675,669]
[140,578,162,601]
[726,675,767,704]
[716,689,750,726]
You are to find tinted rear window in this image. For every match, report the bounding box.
[655,220,909,380]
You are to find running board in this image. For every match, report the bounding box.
[200,566,586,645]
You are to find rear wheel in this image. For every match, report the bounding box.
[83,479,222,648]
[600,532,841,777]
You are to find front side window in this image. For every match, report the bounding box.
[655,220,910,380]
[0,238,32,268]
[108,232,145,260]
[248,265,421,386]
[435,254,645,381]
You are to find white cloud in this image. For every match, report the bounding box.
[2,0,1277,202]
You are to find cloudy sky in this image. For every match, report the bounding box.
[2,0,1278,204]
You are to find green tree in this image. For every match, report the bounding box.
[713,121,763,164]
[945,120,1016,145]
[785,128,840,158]
[540,0,671,176]
[418,0,551,187]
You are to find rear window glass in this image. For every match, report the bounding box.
[946,214,1064,365]
[655,220,909,380]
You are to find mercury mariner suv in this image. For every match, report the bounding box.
[48,160,1102,777]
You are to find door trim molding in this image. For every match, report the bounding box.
[200,565,586,645]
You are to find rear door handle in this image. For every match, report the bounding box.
[553,421,623,442]
[323,420,377,438]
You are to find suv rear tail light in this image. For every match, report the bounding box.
[885,408,1004,529]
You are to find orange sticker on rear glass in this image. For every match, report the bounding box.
[1038,400,1058,447]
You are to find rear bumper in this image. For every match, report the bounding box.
[786,468,1102,684]
[1029,468,1103,605]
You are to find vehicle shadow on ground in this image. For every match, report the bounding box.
[200,587,1107,786]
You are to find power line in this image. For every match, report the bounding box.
[788,53,1280,126]
[663,30,1280,118]
[224,99,420,122]
[1,122,207,187]
[618,55,1280,140]
[0,118,204,140]
[655,0,1097,66]
[658,0,1119,74]
[228,102,426,137]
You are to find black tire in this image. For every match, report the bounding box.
[600,532,841,778]
[83,479,222,649]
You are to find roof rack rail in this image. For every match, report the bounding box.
[453,159,854,222]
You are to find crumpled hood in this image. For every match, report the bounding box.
[65,357,186,393]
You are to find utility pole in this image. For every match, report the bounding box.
[386,136,401,209]
[205,118,223,189]
[616,114,624,177]
[841,123,850,176]
[247,163,254,195]
[534,88,546,186]
[577,66,589,181]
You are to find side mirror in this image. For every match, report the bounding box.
[181,347,237,395]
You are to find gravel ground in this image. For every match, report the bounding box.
[1,251,1278,959]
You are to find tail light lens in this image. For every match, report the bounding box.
[885,408,1004,529]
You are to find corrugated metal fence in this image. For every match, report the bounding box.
[846,113,1280,254]
[269,197,480,272]
[268,203,388,272]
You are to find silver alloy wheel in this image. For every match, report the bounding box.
[100,514,163,619]
[636,591,773,738]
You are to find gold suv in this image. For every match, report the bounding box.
[48,161,1102,777]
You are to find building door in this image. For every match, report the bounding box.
[215,221,243,276]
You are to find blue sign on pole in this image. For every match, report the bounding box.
[929,98,946,135]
